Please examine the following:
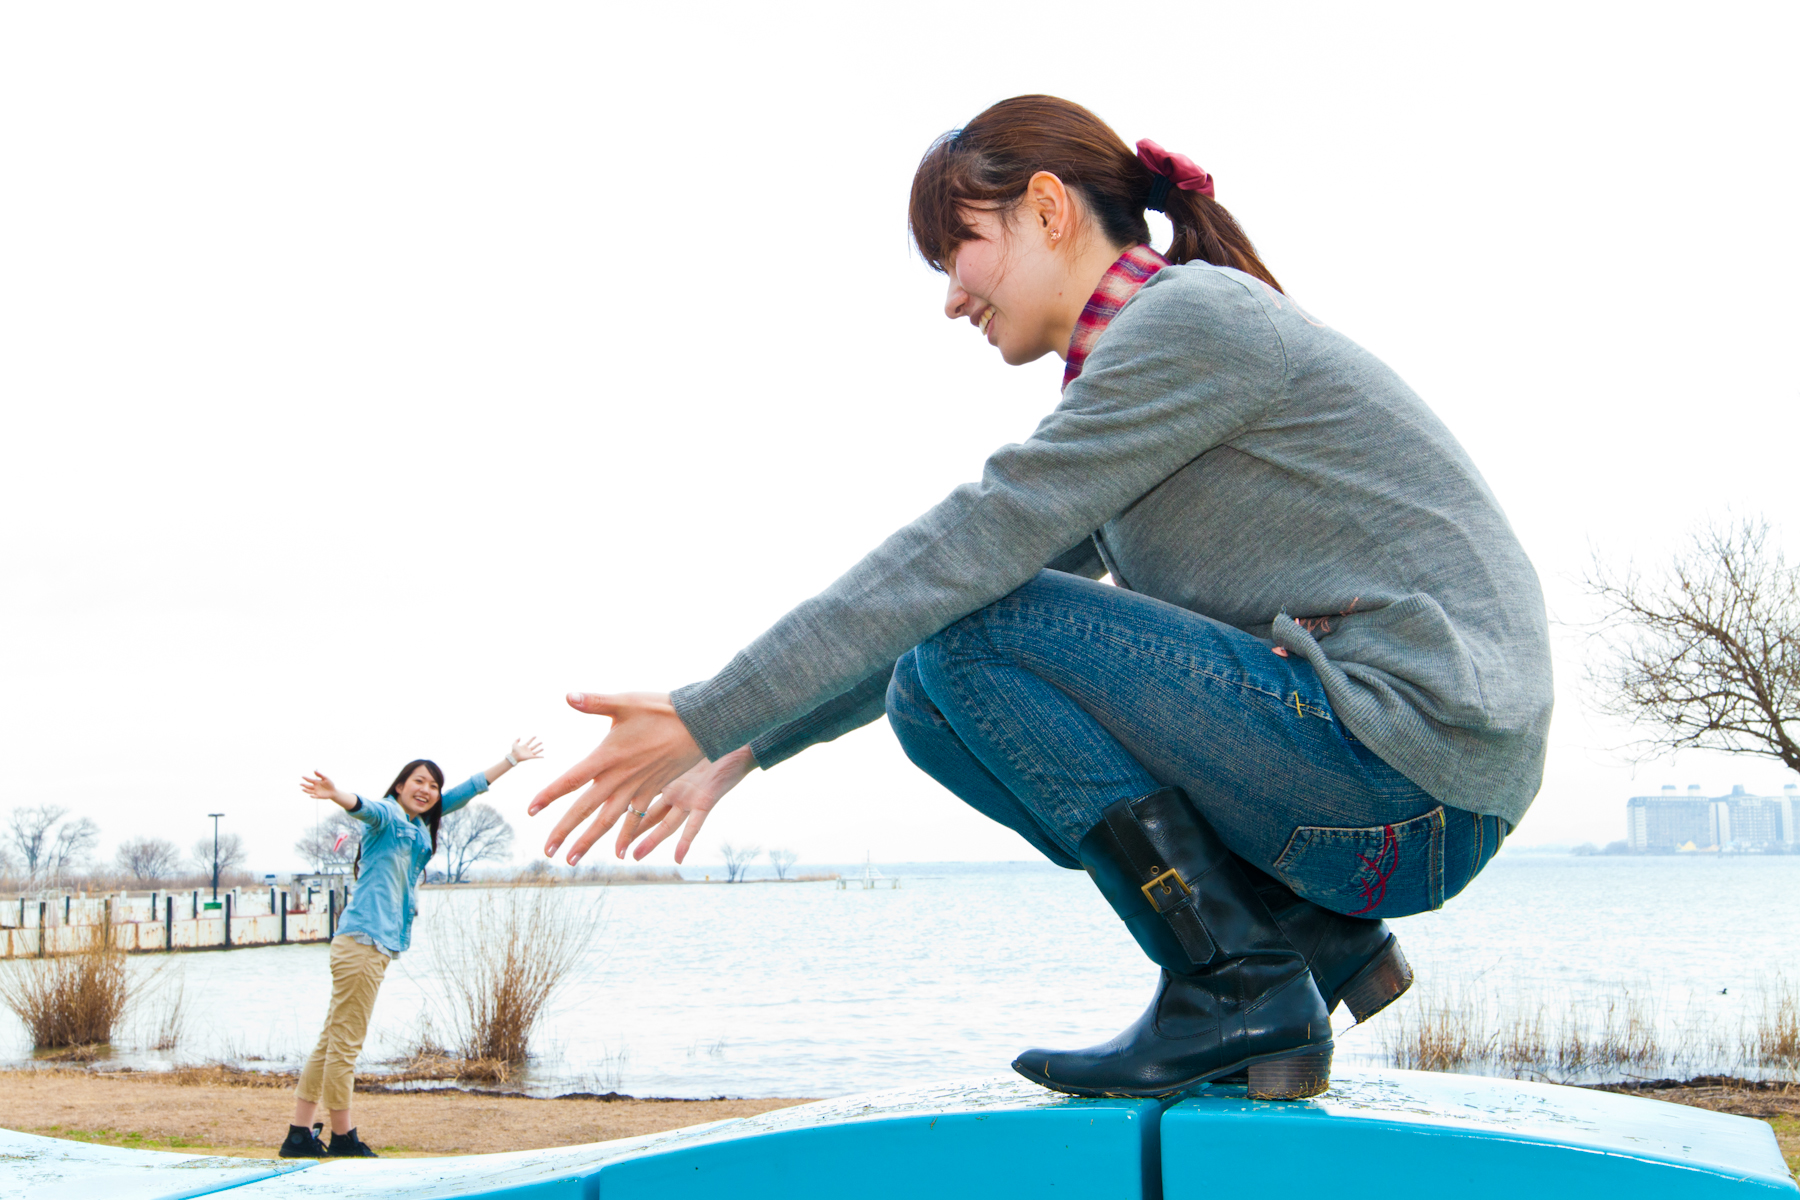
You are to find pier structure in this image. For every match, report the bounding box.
[0,878,349,958]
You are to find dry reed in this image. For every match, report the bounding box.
[427,881,601,1075]
[148,979,186,1052]
[1753,978,1800,1070]
[0,925,130,1050]
[1371,976,1800,1083]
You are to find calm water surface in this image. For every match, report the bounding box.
[5,855,1796,1097]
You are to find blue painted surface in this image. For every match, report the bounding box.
[1,1070,1791,1199]
[595,1077,1158,1200]
[217,1078,1157,1200]
[1163,1069,1798,1198]
[0,1126,315,1200]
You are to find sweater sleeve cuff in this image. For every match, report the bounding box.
[748,669,891,771]
[670,652,788,761]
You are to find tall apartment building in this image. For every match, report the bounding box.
[1626,783,1800,851]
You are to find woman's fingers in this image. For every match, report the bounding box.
[633,806,685,860]
[550,777,628,862]
[673,808,710,865]
[565,691,625,717]
[614,796,668,858]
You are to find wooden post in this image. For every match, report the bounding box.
[224,893,232,949]
[280,892,288,944]
[37,901,46,958]
[64,894,70,924]
[191,890,199,919]
[165,895,173,952]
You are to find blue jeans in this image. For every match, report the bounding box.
[885,571,1504,919]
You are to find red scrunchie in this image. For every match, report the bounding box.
[1135,138,1214,199]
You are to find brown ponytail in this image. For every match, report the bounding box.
[909,95,1282,293]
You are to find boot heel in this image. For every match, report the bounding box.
[1246,1046,1332,1100]
[1337,934,1413,1023]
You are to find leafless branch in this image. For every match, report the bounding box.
[1584,517,1800,776]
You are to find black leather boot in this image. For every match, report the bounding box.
[1011,789,1332,1100]
[1242,866,1413,1021]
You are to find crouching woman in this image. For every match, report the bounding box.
[278,738,542,1158]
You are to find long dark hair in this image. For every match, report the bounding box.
[350,758,446,879]
[908,94,1281,292]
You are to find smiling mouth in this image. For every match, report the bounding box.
[978,307,994,337]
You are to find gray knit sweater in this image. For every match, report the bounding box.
[672,262,1553,827]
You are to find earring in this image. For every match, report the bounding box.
[1049,229,1061,241]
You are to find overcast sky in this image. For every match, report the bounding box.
[2,3,1795,875]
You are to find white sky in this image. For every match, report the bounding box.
[2,3,1795,874]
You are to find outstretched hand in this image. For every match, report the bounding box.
[300,771,354,808]
[510,736,545,763]
[620,745,757,864]
[530,692,704,865]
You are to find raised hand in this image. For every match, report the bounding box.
[510,736,545,763]
[529,692,704,865]
[300,771,352,807]
[620,745,757,864]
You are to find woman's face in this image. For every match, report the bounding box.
[942,205,1073,366]
[396,767,440,816]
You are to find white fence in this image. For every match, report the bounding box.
[0,883,351,958]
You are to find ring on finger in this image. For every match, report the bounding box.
[629,806,649,819]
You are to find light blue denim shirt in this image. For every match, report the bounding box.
[334,772,487,956]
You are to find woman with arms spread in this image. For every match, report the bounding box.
[532,96,1551,1101]
[282,737,542,1157]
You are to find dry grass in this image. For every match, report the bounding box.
[1373,977,1800,1084]
[143,977,186,1052]
[427,881,601,1074]
[1754,979,1800,1070]
[0,925,131,1049]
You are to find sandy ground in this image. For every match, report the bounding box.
[0,1068,810,1158]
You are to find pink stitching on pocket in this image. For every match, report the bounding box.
[1348,824,1399,916]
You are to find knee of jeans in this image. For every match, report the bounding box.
[886,649,944,742]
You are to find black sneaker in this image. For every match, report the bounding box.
[277,1123,327,1158]
[326,1127,379,1158]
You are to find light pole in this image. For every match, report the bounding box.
[208,813,225,902]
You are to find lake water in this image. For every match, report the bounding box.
[4,854,1797,1098]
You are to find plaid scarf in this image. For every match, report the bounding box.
[1062,243,1171,391]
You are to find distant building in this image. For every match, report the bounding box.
[1626,783,1799,852]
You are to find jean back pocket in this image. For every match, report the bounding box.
[1273,807,1446,919]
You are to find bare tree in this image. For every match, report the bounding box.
[438,803,515,883]
[7,805,68,883]
[190,832,247,877]
[115,836,183,883]
[1586,517,1799,775]
[46,817,98,883]
[294,815,360,874]
[6,807,101,886]
[719,842,761,883]
[767,848,798,880]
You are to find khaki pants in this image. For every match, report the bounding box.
[296,935,390,1111]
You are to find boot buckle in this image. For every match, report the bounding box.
[1140,866,1191,912]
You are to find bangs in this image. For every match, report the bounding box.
[908,131,1010,272]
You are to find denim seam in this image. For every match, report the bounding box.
[919,642,1098,858]
[992,609,1335,722]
